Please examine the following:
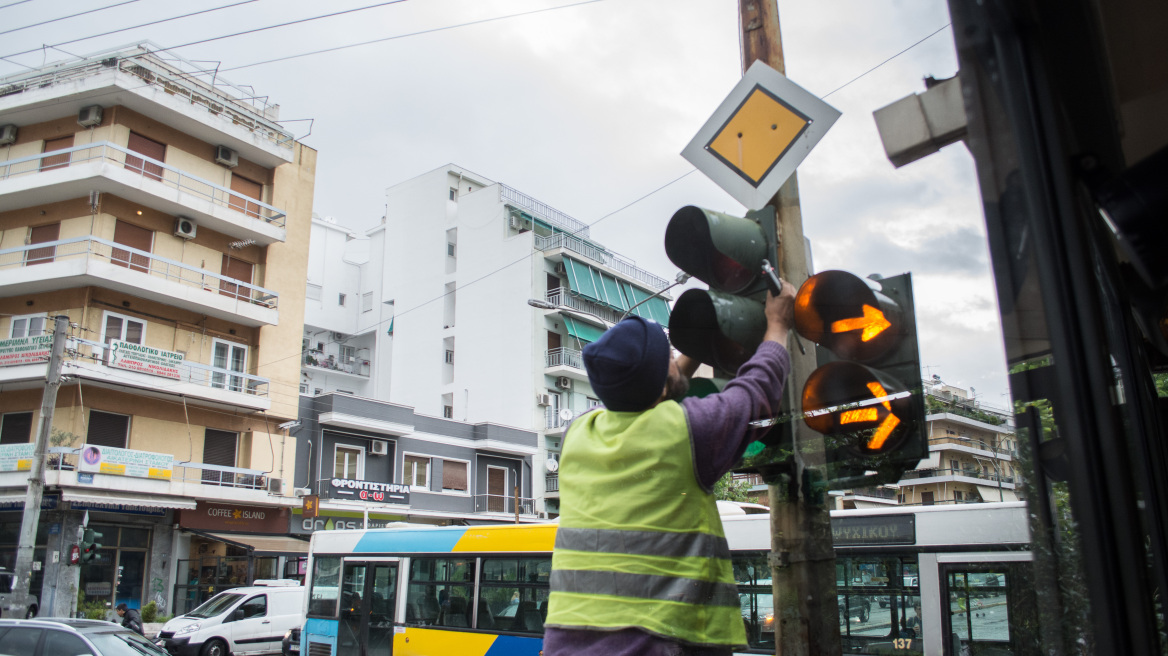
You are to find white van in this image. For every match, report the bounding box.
[158,581,304,656]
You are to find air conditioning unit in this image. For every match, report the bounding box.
[370,441,388,456]
[266,477,283,494]
[536,393,552,406]
[553,262,567,276]
[293,487,312,497]
[215,145,239,168]
[509,214,532,231]
[555,376,572,390]
[77,105,103,128]
[0,124,16,146]
[331,332,347,341]
[174,216,197,239]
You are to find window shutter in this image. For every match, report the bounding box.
[442,461,467,492]
[0,413,33,445]
[203,429,237,466]
[87,411,129,448]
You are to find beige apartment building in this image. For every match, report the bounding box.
[0,44,315,617]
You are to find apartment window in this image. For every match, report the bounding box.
[125,132,165,181]
[111,220,153,273]
[211,339,248,392]
[307,284,322,301]
[955,491,964,501]
[219,256,254,301]
[447,242,456,257]
[586,397,601,409]
[41,136,73,171]
[334,445,364,480]
[102,312,145,352]
[340,345,356,368]
[404,455,429,489]
[444,350,455,365]
[0,413,33,445]
[9,315,45,338]
[202,429,238,485]
[25,223,59,266]
[339,294,346,307]
[950,459,960,472]
[362,292,373,313]
[299,383,309,394]
[314,388,323,395]
[87,411,130,449]
[449,187,457,201]
[229,173,263,218]
[442,460,468,493]
[442,405,454,419]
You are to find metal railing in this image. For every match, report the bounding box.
[68,336,270,397]
[0,236,279,310]
[545,288,621,323]
[900,467,1015,484]
[0,45,293,149]
[928,437,1013,456]
[535,232,670,291]
[545,347,583,370]
[474,493,537,515]
[44,447,269,490]
[500,185,589,236]
[302,350,369,377]
[844,487,899,500]
[0,141,287,226]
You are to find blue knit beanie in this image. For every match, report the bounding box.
[582,315,671,412]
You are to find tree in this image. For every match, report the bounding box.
[713,473,752,503]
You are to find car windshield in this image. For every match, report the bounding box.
[187,592,245,619]
[88,630,169,655]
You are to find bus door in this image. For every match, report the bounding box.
[339,560,399,656]
[938,558,1038,656]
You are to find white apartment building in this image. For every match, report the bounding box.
[303,164,674,515]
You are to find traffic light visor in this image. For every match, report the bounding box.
[802,361,914,455]
[794,270,903,362]
[669,288,767,373]
[664,206,768,294]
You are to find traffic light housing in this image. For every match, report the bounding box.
[794,270,927,486]
[80,528,102,563]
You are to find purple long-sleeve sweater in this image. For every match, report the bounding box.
[544,340,791,656]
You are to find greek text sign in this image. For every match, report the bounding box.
[0,335,52,367]
[831,513,916,546]
[108,339,183,379]
[0,443,35,472]
[329,478,410,505]
[78,445,173,480]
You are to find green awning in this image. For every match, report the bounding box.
[564,258,599,300]
[562,257,669,327]
[564,317,606,344]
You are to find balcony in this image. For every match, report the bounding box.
[500,184,590,237]
[928,436,1015,459]
[0,141,286,244]
[545,287,621,323]
[0,45,294,167]
[474,493,537,517]
[0,236,278,327]
[536,232,669,291]
[303,350,369,378]
[899,467,1016,487]
[30,336,272,412]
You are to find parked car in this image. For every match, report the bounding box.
[282,625,300,656]
[838,594,871,623]
[0,618,167,655]
[157,580,304,656]
[0,570,37,619]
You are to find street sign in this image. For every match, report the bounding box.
[682,60,841,210]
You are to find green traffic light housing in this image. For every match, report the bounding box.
[81,528,103,563]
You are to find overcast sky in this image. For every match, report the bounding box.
[1,0,1012,410]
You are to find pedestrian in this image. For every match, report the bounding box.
[116,603,144,635]
[544,281,797,656]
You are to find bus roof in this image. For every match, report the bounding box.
[309,522,558,555]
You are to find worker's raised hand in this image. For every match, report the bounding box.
[764,279,796,344]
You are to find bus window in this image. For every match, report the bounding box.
[406,558,475,628]
[308,556,341,617]
[947,569,1012,654]
[479,557,550,634]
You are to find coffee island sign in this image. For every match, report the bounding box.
[108,339,183,380]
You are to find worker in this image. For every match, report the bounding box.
[544,281,796,656]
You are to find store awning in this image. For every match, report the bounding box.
[564,316,606,344]
[976,485,1019,503]
[205,532,311,555]
[61,490,196,510]
[563,257,671,327]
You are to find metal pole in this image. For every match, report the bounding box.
[14,315,69,600]
[739,3,840,655]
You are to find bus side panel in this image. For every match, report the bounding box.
[302,617,338,654]
[393,627,542,655]
[918,553,943,656]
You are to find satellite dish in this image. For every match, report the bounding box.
[545,459,559,472]
[558,408,574,422]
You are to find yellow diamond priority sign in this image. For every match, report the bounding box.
[683,61,840,210]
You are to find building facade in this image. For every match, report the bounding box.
[301,165,674,517]
[0,44,316,617]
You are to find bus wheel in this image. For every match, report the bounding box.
[200,638,228,656]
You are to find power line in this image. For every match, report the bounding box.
[0,0,36,10]
[0,0,144,38]
[820,22,951,99]
[223,0,608,72]
[0,0,263,64]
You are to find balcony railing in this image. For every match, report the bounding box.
[303,350,369,377]
[44,447,270,490]
[500,184,589,237]
[535,232,669,291]
[0,236,279,310]
[545,347,583,370]
[69,336,269,398]
[546,287,621,323]
[0,141,287,227]
[928,437,1014,456]
[900,467,1016,485]
[474,493,537,515]
[844,486,899,500]
[0,46,293,150]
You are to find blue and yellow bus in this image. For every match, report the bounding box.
[300,502,1034,656]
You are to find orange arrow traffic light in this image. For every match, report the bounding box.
[794,271,902,362]
[803,361,913,456]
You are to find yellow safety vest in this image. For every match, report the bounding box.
[546,401,746,648]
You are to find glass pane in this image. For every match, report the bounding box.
[213,343,227,369]
[308,556,340,616]
[125,320,143,344]
[120,528,149,549]
[105,316,123,344]
[10,318,26,338]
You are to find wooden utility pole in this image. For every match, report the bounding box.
[738,2,841,654]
